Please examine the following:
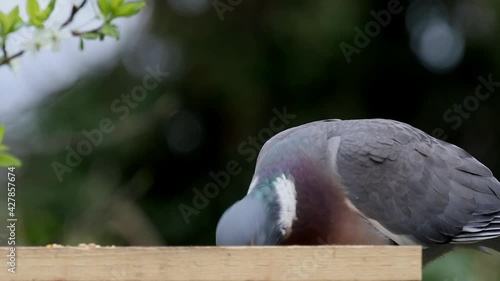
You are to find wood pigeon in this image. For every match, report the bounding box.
[216,119,500,262]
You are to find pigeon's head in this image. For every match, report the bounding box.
[216,174,297,246]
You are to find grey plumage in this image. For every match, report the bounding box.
[325,119,500,247]
[216,196,280,245]
[216,118,500,261]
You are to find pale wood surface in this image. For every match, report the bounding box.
[0,246,422,281]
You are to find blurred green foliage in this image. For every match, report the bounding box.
[1,0,500,280]
[0,126,21,167]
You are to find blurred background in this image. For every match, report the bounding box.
[1,0,500,280]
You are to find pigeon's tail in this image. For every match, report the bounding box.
[477,238,500,254]
[423,238,500,265]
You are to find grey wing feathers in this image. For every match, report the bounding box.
[326,119,500,246]
[256,120,338,167]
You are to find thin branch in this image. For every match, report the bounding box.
[0,51,25,66]
[61,0,88,28]
[0,0,103,67]
[71,26,102,37]
[2,43,7,58]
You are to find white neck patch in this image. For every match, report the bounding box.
[273,174,297,238]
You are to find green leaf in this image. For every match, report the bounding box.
[27,0,41,20]
[81,32,100,40]
[101,24,119,39]
[11,19,24,34]
[111,0,125,10]
[113,1,147,18]
[0,6,23,37]
[98,0,111,17]
[27,0,55,27]
[0,126,10,151]
[0,11,7,34]
[79,37,84,50]
[30,18,43,27]
[0,126,4,143]
[0,153,22,167]
[39,0,56,22]
[27,0,43,27]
